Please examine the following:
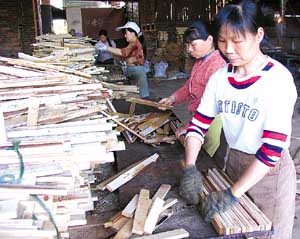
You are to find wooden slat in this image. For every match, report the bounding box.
[152,184,171,201]
[132,189,152,235]
[27,97,40,127]
[122,194,139,218]
[97,153,159,191]
[126,98,173,111]
[144,197,165,234]
[113,218,133,239]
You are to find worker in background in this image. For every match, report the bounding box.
[184,0,297,238]
[159,21,226,136]
[95,29,116,65]
[68,28,83,37]
[159,21,226,205]
[96,22,150,98]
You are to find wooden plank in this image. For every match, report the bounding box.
[97,153,159,191]
[144,197,165,234]
[27,97,40,127]
[122,194,139,218]
[161,198,178,212]
[126,98,173,111]
[129,102,136,116]
[105,98,117,113]
[132,189,152,235]
[100,110,147,142]
[105,154,159,192]
[170,121,185,146]
[152,184,171,201]
[138,112,172,136]
[144,135,176,145]
[134,228,189,239]
[113,218,133,239]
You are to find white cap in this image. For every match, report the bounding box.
[116,21,141,36]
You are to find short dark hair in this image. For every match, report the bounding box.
[213,0,264,38]
[98,29,108,37]
[183,21,211,44]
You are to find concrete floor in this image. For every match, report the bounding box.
[149,76,300,239]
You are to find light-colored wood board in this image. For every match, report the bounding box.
[105,153,159,192]
[113,218,133,239]
[152,184,171,201]
[122,194,139,218]
[126,98,173,111]
[144,197,165,234]
[132,189,152,235]
[97,153,159,191]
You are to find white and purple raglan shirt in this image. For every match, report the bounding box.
[186,57,297,167]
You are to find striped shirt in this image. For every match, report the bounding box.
[186,57,297,167]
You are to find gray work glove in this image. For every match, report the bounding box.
[179,165,202,205]
[200,188,238,223]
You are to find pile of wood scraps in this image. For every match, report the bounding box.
[0,57,128,238]
[32,34,95,61]
[107,98,181,146]
[104,184,189,239]
[202,168,273,236]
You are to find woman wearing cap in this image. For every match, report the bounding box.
[97,22,149,98]
[95,29,116,65]
[159,21,226,138]
[184,1,297,238]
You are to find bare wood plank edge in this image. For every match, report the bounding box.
[126,98,173,111]
[96,153,159,191]
[105,154,159,192]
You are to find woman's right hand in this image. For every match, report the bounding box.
[159,95,176,106]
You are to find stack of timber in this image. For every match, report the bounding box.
[0,58,129,238]
[104,184,189,239]
[202,168,272,236]
[32,34,95,63]
[0,56,138,99]
[30,34,129,86]
[111,98,180,145]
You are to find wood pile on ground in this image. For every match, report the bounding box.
[107,98,182,145]
[0,57,130,238]
[32,34,95,62]
[103,183,189,239]
[202,168,272,236]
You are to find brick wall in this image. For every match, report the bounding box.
[0,0,37,57]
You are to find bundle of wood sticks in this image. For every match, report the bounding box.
[202,168,272,235]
